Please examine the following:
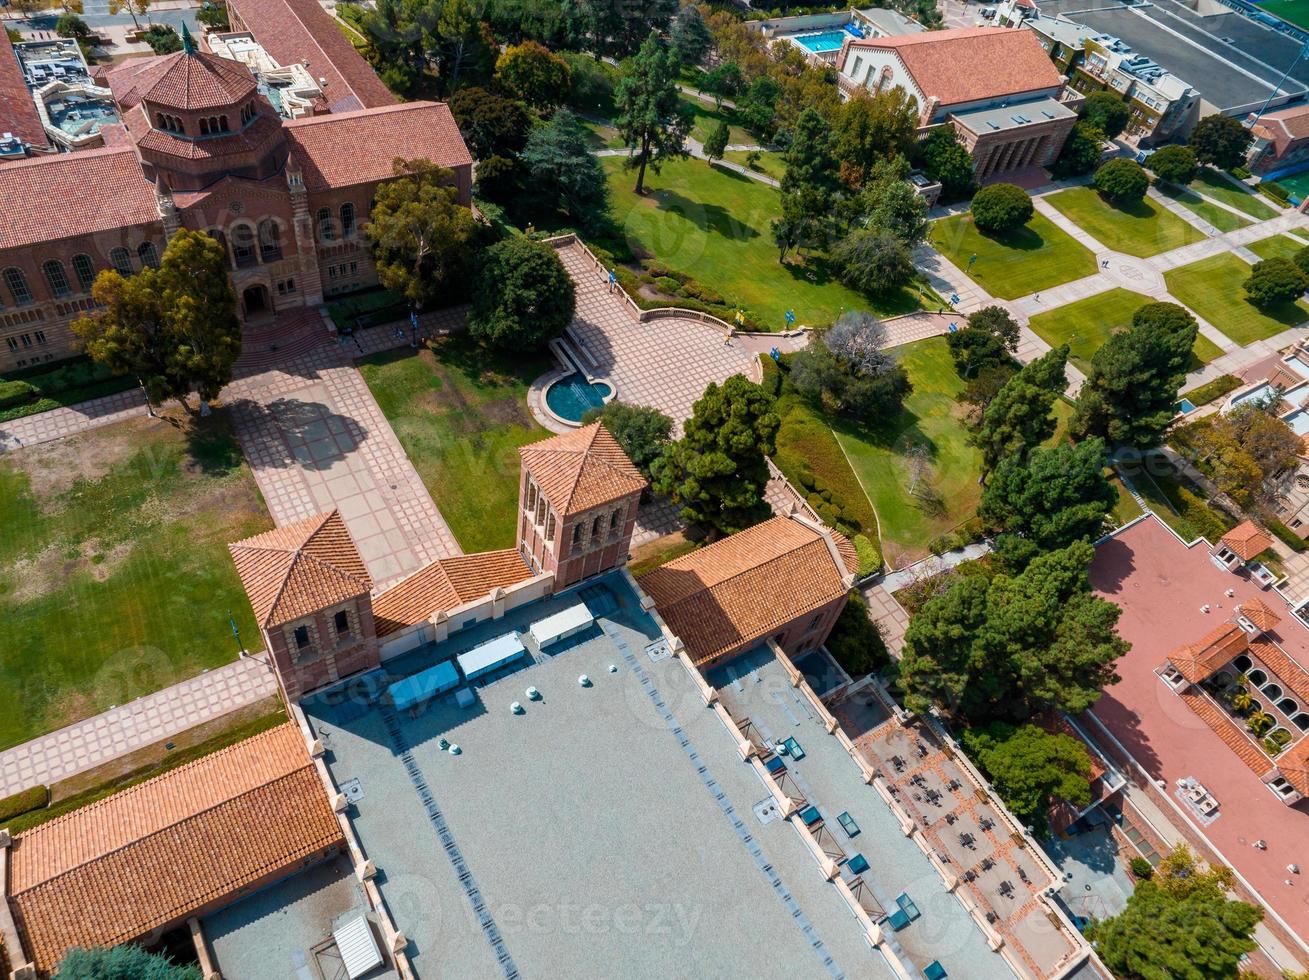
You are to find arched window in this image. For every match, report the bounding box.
[218,115,228,132]
[156,111,167,129]
[42,260,70,298]
[340,202,355,238]
[207,229,231,268]
[137,241,160,269]
[72,254,95,292]
[316,207,335,242]
[258,219,282,262]
[109,247,133,276]
[3,267,31,305]
[199,117,210,135]
[232,223,257,268]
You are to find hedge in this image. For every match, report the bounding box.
[0,357,137,424]
[0,785,48,825]
[0,379,37,409]
[852,533,882,577]
[773,394,878,535]
[1267,517,1308,553]
[1258,181,1291,206]
[928,517,986,556]
[1181,374,1241,407]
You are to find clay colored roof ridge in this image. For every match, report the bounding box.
[1178,686,1274,777]
[1221,520,1273,561]
[372,548,534,637]
[1277,737,1309,794]
[1249,636,1309,708]
[519,422,645,517]
[1167,622,1250,684]
[1239,597,1282,632]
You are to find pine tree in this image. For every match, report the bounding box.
[615,31,693,194]
[975,345,1068,475]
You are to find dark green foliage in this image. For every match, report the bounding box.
[1093,158,1149,204]
[196,2,230,30]
[788,312,912,420]
[652,375,780,535]
[1072,302,1198,448]
[948,329,1010,379]
[899,541,1127,722]
[0,379,37,410]
[1053,121,1105,178]
[468,237,575,350]
[55,13,92,39]
[1244,256,1308,307]
[1267,517,1308,553]
[976,345,1068,474]
[774,107,842,258]
[1181,373,1240,407]
[961,722,1093,827]
[494,39,571,108]
[980,437,1115,552]
[0,784,47,824]
[970,183,1033,234]
[448,87,531,161]
[1189,113,1254,170]
[825,593,890,678]
[57,945,202,980]
[669,4,712,66]
[738,75,780,140]
[520,109,609,229]
[1081,91,1129,139]
[1129,856,1154,879]
[834,88,918,187]
[704,62,743,100]
[0,357,134,423]
[579,401,673,478]
[832,228,914,296]
[968,306,1020,352]
[1147,144,1198,185]
[615,31,694,194]
[852,162,929,249]
[1295,244,1309,278]
[917,127,974,200]
[474,154,523,202]
[702,119,730,164]
[141,24,182,54]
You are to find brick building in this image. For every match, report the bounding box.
[0,21,470,373]
[1249,102,1309,180]
[835,26,1078,181]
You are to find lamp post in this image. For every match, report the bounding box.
[228,609,243,656]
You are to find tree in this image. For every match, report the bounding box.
[520,109,609,229]
[1093,157,1149,204]
[948,328,1009,380]
[737,75,780,140]
[980,437,1116,552]
[976,345,1068,475]
[1245,256,1308,307]
[1081,91,1130,140]
[107,0,148,31]
[494,40,571,109]
[899,541,1126,722]
[614,31,693,194]
[834,88,918,188]
[1053,120,1105,178]
[366,159,478,310]
[961,722,1093,827]
[73,230,240,413]
[55,12,92,39]
[57,945,201,980]
[789,311,912,420]
[1190,113,1253,170]
[1147,144,1198,186]
[652,374,780,535]
[917,127,974,200]
[825,592,890,678]
[196,1,230,31]
[854,161,928,249]
[1296,244,1309,279]
[579,401,672,479]
[140,23,181,54]
[832,229,914,296]
[1090,847,1262,980]
[1072,302,1197,447]
[1179,404,1301,507]
[579,0,677,58]
[436,0,480,93]
[704,62,743,105]
[702,119,730,167]
[773,107,841,257]
[448,87,532,161]
[971,183,1033,234]
[969,306,1020,352]
[468,237,575,350]
[669,4,711,67]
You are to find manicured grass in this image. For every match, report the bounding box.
[1164,252,1309,346]
[602,155,925,326]
[682,97,753,147]
[359,336,551,553]
[628,530,700,578]
[1156,184,1251,233]
[1247,234,1307,262]
[931,211,1097,300]
[831,337,983,566]
[722,149,785,181]
[1193,167,1278,219]
[1257,0,1309,31]
[1108,470,1144,528]
[582,119,626,150]
[1045,186,1206,257]
[0,410,271,751]
[1028,287,1221,375]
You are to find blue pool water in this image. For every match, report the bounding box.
[794,30,848,53]
[546,373,612,422]
[1177,398,1197,414]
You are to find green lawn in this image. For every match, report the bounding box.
[931,211,1097,300]
[1257,0,1309,30]
[1045,186,1206,257]
[1156,184,1251,233]
[603,155,925,327]
[0,411,271,751]
[1108,470,1144,528]
[1247,234,1307,262]
[582,118,626,150]
[359,336,551,553]
[681,97,753,147]
[1164,252,1309,346]
[1193,167,1278,219]
[721,149,785,181]
[830,338,982,566]
[1028,287,1221,375]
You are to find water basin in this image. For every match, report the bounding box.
[545,373,612,423]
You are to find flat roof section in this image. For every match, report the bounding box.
[1088,515,1309,946]
[305,574,896,979]
[953,96,1076,135]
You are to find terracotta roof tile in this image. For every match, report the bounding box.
[227,0,396,110]
[1178,686,1274,777]
[8,724,342,974]
[519,422,645,518]
[1221,520,1273,561]
[841,27,1063,108]
[1239,598,1282,633]
[229,510,371,627]
[638,516,852,666]
[1250,637,1309,707]
[372,549,533,637]
[1167,622,1249,684]
[0,31,46,150]
[107,49,255,112]
[1277,736,1309,794]
[283,101,471,191]
[123,102,285,161]
[1264,102,1309,142]
[0,147,159,249]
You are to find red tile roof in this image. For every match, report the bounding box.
[1250,637,1309,708]
[1221,520,1273,561]
[107,48,255,111]
[1278,737,1309,795]
[1239,597,1282,633]
[283,101,472,191]
[842,27,1063,108]
[1178,686,1274,777]
[1167,622,1249,684]
[0,31,46,151]
[0,147,159,249]
[229,510,372,627]
[227,0,395,111]
[1263,102,1309,143]
[519,422,646,517]
[124,102,285,161]
[372,549,535,637]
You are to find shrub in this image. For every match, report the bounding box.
[1244,256,1308,308]
[1181,374,1241,407]
[825,591,890,678]
[0,785,48,824]
[678,280,724,305]
[1094,158,1149,204]
[759,355,783,398]
[1082,91,1130,139]
[970,183,1033,234]
[852,533,882,577]
[745,150,762,170]
[0,379,37,409]
[1129,856,1154,880]
[140,23,181,54]
[1231,165,1252,180]
[1146,145,1197,186]
[1260,180,1290,203]
[653,275,681,295]
[1267,517,1308,553]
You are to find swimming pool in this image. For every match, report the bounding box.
[545,373,612,423]
[793,30,848,53]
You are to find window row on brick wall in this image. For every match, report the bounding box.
[0,244,160,309]
[315,203,358,243]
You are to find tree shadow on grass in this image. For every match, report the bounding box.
[181,409,244,477]
[979,224,1048,253]
[652,188,759,242]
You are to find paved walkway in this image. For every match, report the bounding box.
[0,653,278,797]
[0,387,146,452]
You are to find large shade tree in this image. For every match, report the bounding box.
[961,722,1093,827]
[614,31,693,194]
[468,236,575,349]
[975,344,1068,475]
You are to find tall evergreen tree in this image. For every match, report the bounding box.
[669,4,712,66]
[614,31,693,194]
[520,109,609,229]
[773,107,841,258]
[975,344,1068,475]
[834,87,918,187]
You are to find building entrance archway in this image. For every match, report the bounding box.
[242,283,272,320]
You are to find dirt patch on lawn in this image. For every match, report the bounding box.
[11,415,170,504]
